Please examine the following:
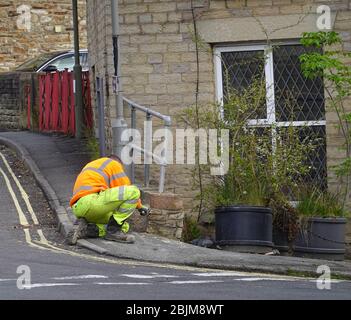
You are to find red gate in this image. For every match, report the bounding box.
[25,84,31,130]
[38,70,93,135]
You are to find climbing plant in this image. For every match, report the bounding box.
[300,31,351,208]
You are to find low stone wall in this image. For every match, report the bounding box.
[0,72,39,131]
[143,192,185,241]
[0,73,21,130]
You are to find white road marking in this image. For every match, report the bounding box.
[169,280,224,285]
[193,272,249,277]
[122,274,179,279]
[309,279,346,284]
[193,272,350,284]
[233,277,297,282]
[95,282,151,286]
[53,275,108,280]
[22,283,79,289]
[231,277,348,283]
[0,279,16,282]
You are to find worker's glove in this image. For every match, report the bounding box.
[138,206,151,216]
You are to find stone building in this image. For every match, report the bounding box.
[86,0,351,221]
[0,0,87,72]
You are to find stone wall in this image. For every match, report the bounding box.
[146,192,185,240]
[143,191,184,240]
[0,72,39,130]
[0,73,21,129]
[0,0,87,72]
[128,190,185,240]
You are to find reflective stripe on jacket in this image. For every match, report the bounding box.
[70,157,142,208]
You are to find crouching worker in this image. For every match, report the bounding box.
[67,155,150,245]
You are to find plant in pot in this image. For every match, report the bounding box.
[269,187,348,260]
[291,187,348,261]
[294,31,351,260]
[180,78,314,254]
[269,123,319,255]
[206,126,274,254]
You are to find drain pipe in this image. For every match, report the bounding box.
[72,0,83,139]
[110,0,128,159]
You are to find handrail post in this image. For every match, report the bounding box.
[122,97,171,193]
[144,113,152,188]
[159,165,166,193]
[131,105,136,184]
[158,120,171,193]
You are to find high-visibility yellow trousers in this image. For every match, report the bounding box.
[71,185,140,237]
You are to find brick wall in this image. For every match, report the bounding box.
[0,0,87,72]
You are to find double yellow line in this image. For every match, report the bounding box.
[0,151,139,262]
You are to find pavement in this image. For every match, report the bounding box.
[1,130,351,279]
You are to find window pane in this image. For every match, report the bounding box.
[273,45,325,122]
[80,53,89,70]
[277,125,327,191]
[50,55,75,71]
[15,52,62,71]
[221,50,266,119]
[218,45,328,193]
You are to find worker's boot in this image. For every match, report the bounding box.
[67,218,99,245]
[104,216,135,244]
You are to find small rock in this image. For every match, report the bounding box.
[191,237,215,248]
[264,249,280,256]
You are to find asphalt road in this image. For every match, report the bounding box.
[0,147,350,301]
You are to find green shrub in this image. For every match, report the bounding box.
[296,187,347,218]
[182,216,202,242]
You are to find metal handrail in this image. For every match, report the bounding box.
[123,97,171,193]
[123,97,171,126]
[129,144,168,166]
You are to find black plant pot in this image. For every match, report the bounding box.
[293,217,347,261]
[215,206,273,254]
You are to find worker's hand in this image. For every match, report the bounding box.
[138,205,151,216]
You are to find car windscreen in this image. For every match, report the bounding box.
[15,52,64,71]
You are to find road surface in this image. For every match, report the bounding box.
[0,146,350,301]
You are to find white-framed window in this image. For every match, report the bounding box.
[214,43,327,189]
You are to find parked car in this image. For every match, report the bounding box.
[14,49,89,73]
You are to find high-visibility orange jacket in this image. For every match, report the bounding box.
[70,157,142,208]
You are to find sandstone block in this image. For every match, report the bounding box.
[149,192,184,210]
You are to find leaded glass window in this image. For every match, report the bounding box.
[214,44,327,189]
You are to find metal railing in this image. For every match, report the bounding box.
[123,97,171,193]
